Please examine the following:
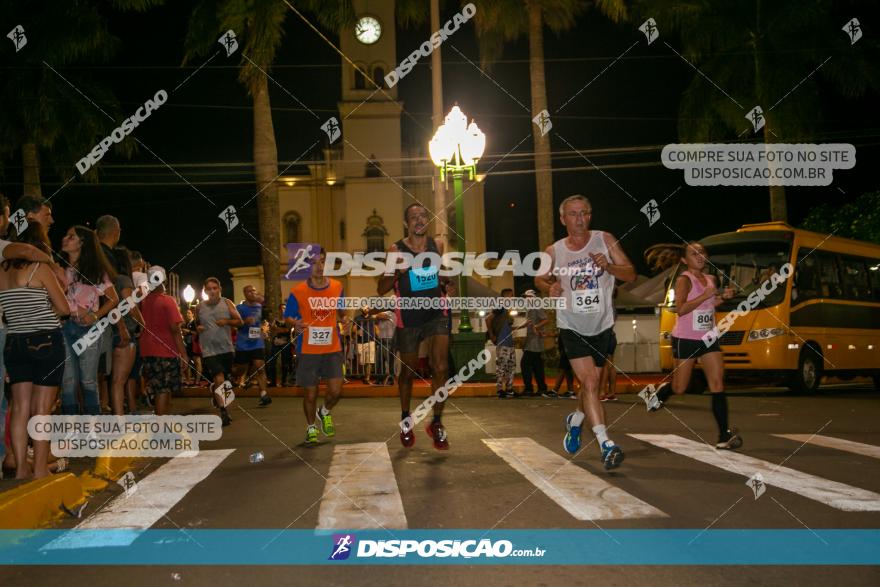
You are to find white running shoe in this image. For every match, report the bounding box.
[638,384,662,412]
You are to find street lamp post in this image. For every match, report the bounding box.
[183,284,196,307]
[429,105,486,333]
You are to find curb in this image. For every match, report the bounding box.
[93,452,137,481]
[0,472,85,529]
[0,438,140,530]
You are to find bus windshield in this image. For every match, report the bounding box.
[703,241,793,310]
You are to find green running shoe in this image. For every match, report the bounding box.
[317,411,335,437]
[305,425,318,445]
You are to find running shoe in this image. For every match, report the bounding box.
[425,421,449,450]
[305,425,318,445]
[259,394,272,406]
[541,390,558,398]
[600,394,618,402]
[563,424,581,454]
[601,440,625,470]
[400,423,415,448]
[496,390,515,399]
[639,384,662,412]
[560,391,577,399]
[317,410,335,437]
[716,428,743,450]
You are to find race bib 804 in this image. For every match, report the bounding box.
[692,309,714,331]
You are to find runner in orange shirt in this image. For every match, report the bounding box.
[284,247,346,446]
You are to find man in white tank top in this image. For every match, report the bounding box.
[535,195,636,469]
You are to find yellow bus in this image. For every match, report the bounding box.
[659,222,880,392]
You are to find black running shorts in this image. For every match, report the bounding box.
[671,336,722,360]
[559,327,616,368]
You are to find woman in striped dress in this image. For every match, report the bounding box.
[0,222,69,479]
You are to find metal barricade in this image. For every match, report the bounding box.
[341,317,396,382]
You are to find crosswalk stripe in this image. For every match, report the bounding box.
[316,442,407,530]
[482,437,667,520]
[42,449,235,550]
[775,434,880,460]
[630,434,880,512]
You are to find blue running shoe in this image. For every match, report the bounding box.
[565,411,577,432]
[563,426,581,454]
[601,440,625,470]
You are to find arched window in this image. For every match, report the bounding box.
[372,66,385,88]
[354,63,368,90]
[362,209,388,253]
[284,211,302,244]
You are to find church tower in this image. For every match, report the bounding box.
[230,0,489,304]
[339,1,403,179]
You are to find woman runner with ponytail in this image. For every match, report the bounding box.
[647,241,743,450]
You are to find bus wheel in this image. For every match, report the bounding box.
[789,348,822,394]
[686,371,708,394]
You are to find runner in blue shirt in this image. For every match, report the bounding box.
[233,285,271,406]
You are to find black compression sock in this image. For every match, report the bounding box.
[711,392,729,435]
[401,410,410,421]
[432,414,441,425]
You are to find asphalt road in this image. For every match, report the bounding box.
[3,384,879,586]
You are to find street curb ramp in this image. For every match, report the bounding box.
[0,433,143,529]
[0,472,85,529]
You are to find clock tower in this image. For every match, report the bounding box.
[339,0,402,179]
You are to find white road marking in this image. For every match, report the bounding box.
[775,434,880,460]
[631,434,880,512]
[482,437,666,520]
[42,449,234,550]
[316,442,407,530]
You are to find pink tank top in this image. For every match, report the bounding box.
[672,271,716,340]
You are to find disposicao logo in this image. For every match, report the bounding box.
[328,533,356,560]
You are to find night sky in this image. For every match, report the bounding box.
[2,1,878,297]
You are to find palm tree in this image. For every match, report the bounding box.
[0,1,160,197]
[469,0,627,247]
[634,0,880,221]
[185,0,315,314]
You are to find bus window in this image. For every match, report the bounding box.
[840,257,872,301]
[817,252,842,299]
[792,251,820,303]
[869,259,880,302]
[705,241,792,310]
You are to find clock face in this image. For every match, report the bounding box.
[354,16,381,45]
